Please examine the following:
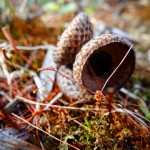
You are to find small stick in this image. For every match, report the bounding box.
[101,44,134,92]
[0,103,19,130]
[38,67,95,95]
[16,95,108,111]
[12,113,80,150]
[2,27,18,53]
[2,27,37,69]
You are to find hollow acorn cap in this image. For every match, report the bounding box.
[73,34,135,94]
[56,65,92,100]
[53,12,93,65]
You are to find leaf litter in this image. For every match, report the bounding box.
[0,0,150,149]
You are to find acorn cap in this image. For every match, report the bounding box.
[53,12,93,65]
[73,34,135,94]
[56,65,92,100]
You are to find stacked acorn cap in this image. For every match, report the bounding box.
[53,13,93,65]
[53,12,135,99]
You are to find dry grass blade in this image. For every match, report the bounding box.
[12,113,80,150]
[15,95,107,111]
[101,44,134,92]
[2,27,37,69]
[2,27,18,53]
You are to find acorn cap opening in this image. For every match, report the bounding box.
[82,42,135,93]
[73,34,136,94]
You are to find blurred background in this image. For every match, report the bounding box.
[0,0,149,73]
[0,1,150,149]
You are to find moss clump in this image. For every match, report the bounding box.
[39,109,149,150]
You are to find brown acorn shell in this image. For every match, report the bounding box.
[53,12,93,65]
[73,34,135,94]
[56,65,92,100]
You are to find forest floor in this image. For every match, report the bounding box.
[0,0,150,150]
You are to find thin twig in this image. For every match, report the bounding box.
[112,104,150,129]
[101,44,134,92]
[120,88,150,117]
[38,67,95,95]
[16,95,108,111]
[0,42,55,51]
[12,113,80,150]
[43,92,63,110]
[2,27,39,69]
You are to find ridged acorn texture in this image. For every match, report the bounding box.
[56,65,92,100]
[53,12,93,65]
[73,34,135,94]
[53,13,135,100]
